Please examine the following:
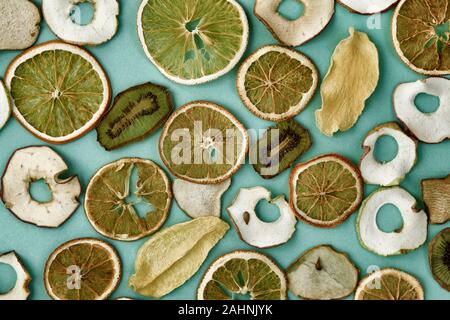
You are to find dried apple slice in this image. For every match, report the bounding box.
[0,80,11,130]
[338,0,399,14]
[0,252,31,300]
[422,175,450,224]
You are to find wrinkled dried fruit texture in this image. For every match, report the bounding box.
[85,159,171,240]
[395,0,450,73]
[203,257,284,300]
[315,28,379,136]
[252,119,311,178]
[244,51,314,115]
[429,228,450,291]
[10,49,104,137]
[140,0,245,80]
[129,217,229,298]
[422,175,450,224]
[47,243,117,300]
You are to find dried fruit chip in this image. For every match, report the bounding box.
[429,228,450,291]
[0,251,31,300]
[338,0,399,14]
[0,80,11,130]
[422,175,450,224]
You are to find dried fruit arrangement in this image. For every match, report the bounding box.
[0,0,449,302]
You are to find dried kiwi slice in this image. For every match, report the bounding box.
[251,119,311,179]
[97,83,173,151]
[429,228,450,291]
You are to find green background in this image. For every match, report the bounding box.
[0,0,449,300]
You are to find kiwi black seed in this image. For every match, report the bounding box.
[429,228,450,291]
[251,119,312,179]
[97,83,173,151]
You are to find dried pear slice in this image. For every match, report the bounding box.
[357,187,428,256]
[237,46,319,121]
[173,178,231,218]
[315,28,379,136]
[429,228,450,291]
[137,0,249,85]
[289,154,364,228]
[85,158,172,241]
[4,41,111,144]
[422,175,450,224]
[287,245,359,300]
[159,101,249,184]
[129,217,229,298]
[42,0,119,46]
[227,187,297,248]
[394,77,450,143]
[254,0,334,47]
[97,83,173,151]
[251,119,312,179]
[44,238,121,300]
[0,0,40,50]
[360,122,417,186]
[197,250,287,300]
[1,146,81,228]
[0,80,11,130]
[355,268,424,300]
[392,0,450,75]
[0,252,31,300]
[338,0,399,14]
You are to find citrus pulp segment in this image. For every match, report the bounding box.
[137,0,249,85]
[4,41,111,143]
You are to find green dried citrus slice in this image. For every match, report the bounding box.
[197,251,287,300]
[85,158,172,241]
[44,238,121,300]
[137,0,248,85]
[355,268,424,300]
[392,0,450,75]
[429,228,450,291]
[159,101,249,184]
[4,41,111,143]
[289,154,364,228]
[237,45,319,122]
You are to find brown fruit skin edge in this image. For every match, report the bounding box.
[286,244,360,300]
[428,228,450,291]
[97,83,174,151]
[84,157,173,241]
[43,238,122,300]
[0,251,32,299]
[421,175,450,225]
[288,154,364,228]
[4,40,112,144]
[0,145,81,229]
[196,250,288,300]
[158,100,249,185]
[236,45,320,122]
[337,0,400,15]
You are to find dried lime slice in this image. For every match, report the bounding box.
[4,41,111,143]
[429,228,450,291]
[237,45,319,122]
[137,0,248,85]
[44,238,121,300]
[197,251,287,300]
[355,268,424,300]
[392,0,450,75]
[289,154,364,227]
[85,158,172,241]
[159,101,248,184]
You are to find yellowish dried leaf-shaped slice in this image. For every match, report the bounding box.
[315,28,379,136]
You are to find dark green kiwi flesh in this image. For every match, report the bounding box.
[429,228,450,291]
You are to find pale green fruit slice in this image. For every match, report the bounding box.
[237,45,319,122]
[129,216,229,298]
[44,238,121,300]
[355,268,424,300]
[4,41,111,143]
[197,250,287,300]
[428,228,450,291]
[0,80,11,130]
[289,154,364,228]
[137,0,249,85]
[159,101,249,184]
[392,0,450,75]
[85,158,172,241]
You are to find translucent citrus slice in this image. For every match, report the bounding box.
[85,158,172,241]
[355,268,424,300]
[197,251,287,300]
[289,154,364,227]
[137,0,249,85]
[237,45,319,122]
[392,0,450,75]
[44,238,121,300]
[159,101,249,184]
[4,41,111,143]
[428,228,450,291]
